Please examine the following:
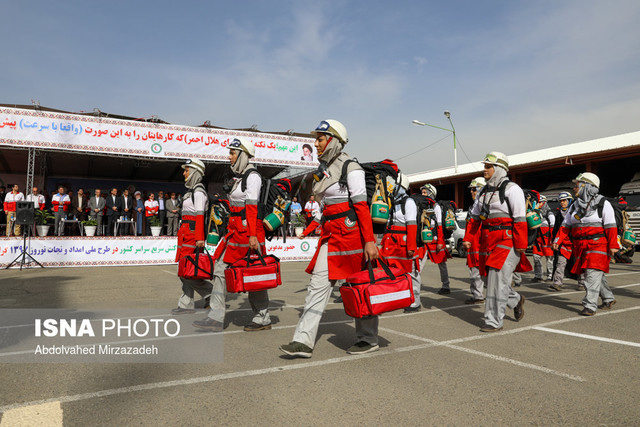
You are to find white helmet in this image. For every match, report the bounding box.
[558,191,573,201]
[310,119,348,144]
[421,183,437,198]
[228,137,255,158]
[573,172,600,189]
[482,151,509,171]
[469,177,486,188]
[396,173,410,191]
[181,158,205,175]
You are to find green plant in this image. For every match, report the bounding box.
[149,216,162,227]
[81,218,98,226]
[35,209,55,225]
[291,213,307,228]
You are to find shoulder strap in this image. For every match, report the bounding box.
[240,169,260,193]
[596,197,606,218]
[338,159,356,189]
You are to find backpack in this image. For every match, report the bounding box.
[596,196,628,236]
[399,194,434,248]
[438,200,458,234]
[238,171,293,241]
[339,158,399,234]
[207,196,231,238]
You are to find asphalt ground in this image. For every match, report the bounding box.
[1,254,639,426]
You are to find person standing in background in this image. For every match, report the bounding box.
[166,192,180,236]
[4,184,24,236]
[89,189,106,236]
[52,186,70,236]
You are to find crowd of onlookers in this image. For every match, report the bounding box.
[1,183,184,237]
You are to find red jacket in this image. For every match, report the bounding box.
[305,201,375,280]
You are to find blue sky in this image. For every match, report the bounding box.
[2,0,639,173]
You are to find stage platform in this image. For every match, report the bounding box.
[0,236,318,268]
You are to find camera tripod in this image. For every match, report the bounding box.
[4,225,44,270]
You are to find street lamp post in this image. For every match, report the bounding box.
[412,111,458,173]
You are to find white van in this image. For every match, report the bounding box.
[619,172,640,240]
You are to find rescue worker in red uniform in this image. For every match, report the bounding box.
[418,184,451,295]
[465,177,486,304]
[280,119,379,358]
[549,191,574,291]
[379,174,421,312]
[553,173,618,315]
[172,159,213,316]
[4,184,24,236]
[532,195,555,282]
[192,138,272,332]
[463,152,531,332]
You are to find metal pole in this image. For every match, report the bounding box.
[446,116,458,173]
[26,148,35,193]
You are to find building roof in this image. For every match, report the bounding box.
[408,130,640,184]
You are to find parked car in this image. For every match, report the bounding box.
[619,172,640,247]
[446,211,467,257]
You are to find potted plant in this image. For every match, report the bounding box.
[291,213,307,237]
[82,218,98,237]
[34,210,55,237]
[149,216,163,237]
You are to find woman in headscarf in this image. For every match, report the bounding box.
[171,159,213,315]
[532,195,555,282]
[379,173,421,313]
[462,152,531,332]
[465,177,486,304]
[192,138,271,332]
[553,173,618,315]
[280,119,379,358]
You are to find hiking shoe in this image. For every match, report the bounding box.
[244,322,272,332]
[192,318,223,331]
[598,300,616,310]
[514,295,525,321]
[548,284,562,292]
[280,341,313,358]
[403,306,421,313]
[480,325,503,333]
[171,307,196,315]
[532,277,544,283]
[579,308,595,316]
[465,298,485,305]
[347,341,379,355]
[437,288,451,295]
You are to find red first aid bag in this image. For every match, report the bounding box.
[178,248,214,280]
[340,259,414,318]
[225,250,282,293]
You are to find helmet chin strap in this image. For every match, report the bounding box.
[317,136,333,156]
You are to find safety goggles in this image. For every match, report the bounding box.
[228,138,242,150]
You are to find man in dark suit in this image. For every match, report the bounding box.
[89,189,106,236]
[105,187,122,236]
[120,188,135,235]
[71,188,88,222]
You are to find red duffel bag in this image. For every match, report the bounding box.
[225,250,282,293]
[178,247,214,280]
[340,258,414,318]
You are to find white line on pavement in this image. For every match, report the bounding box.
[378,327,585,382]
[533,326,640,348]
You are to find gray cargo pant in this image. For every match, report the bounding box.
[484,248,522,329]
[293,243,378,349]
